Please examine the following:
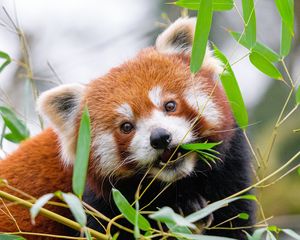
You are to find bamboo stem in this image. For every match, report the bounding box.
[0,191,108,240]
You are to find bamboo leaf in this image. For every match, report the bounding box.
[213,44,248,129]
[266,231,277,240]
[134,196,140,239]
[296,86,300,104]
[181,141,221,151]
[267,225,281,233]
[112,233,120,240]
[0,106,30,143]
[0,235,26,240]
[61,192,87,227]
[274,0,294,35]
[166,222,192,235]
[282,229,300,240]
[190,0,213,73]
[238,212,249,220]
[112,188,151,231]
[30,193,54,224]
[280,20,292,57]
[84,228,93,240]
[242,0,256,48]
[72,106,91,198]
[185,195,255,223]
[149,206,196,229]
[173,233,237,240]
[247,228,267,240]
[0,51,11,72]
[230,31,280,62]
[249,51,283,80]
[175,0,233,11]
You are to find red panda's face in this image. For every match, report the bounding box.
[37,18,234,185]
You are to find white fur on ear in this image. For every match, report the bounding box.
[156,17,222,74]
[156,17,196,54]
[37,84,86,165]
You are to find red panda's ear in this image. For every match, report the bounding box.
[156,17,222,74]
[156,17,196,54]
[37,84,85,165]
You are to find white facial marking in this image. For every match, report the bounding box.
[184,88,221,126]
[149,153,197,182]
[93,132,120,176]
[129,110,196,165]
[148,86,163,108]
[116,103,133,119]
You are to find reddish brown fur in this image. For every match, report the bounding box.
[0,46,235,237]
[85,48,234,195]
[0,129,73,239]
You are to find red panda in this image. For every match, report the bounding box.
[0,18,254,239]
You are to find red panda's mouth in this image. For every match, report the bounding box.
[155,147,189,167]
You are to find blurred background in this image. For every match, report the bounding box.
[0,0,299,234]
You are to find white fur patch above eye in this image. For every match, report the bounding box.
[148,86,163,108]
[116,103,134,119]
[184,88,221,126]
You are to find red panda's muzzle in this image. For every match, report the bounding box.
[154,147,189,167]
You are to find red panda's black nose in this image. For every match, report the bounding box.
[150,128,172,149]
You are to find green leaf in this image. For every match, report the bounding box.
[112,188,151,231]
[175,0,233,11]
[280,20,293,57]
[230,31,280,62]
[296,86,300,104]
[112,232,120,240]
[297,167,300,175]
[166,222,192,235]
[266,231,276,240]
[213,44,248,129]
[0,51,11,72]
[149,207,196,229]
[134,196,140,239]
[248,228,267,240]
[0,106,30,143]
[241,194,257,201]
[173,233,237,240]
[242,0,256,48]
[276,0,294,57]
[84,228,93,240]
[72,106,91,198]
[30,193,54,224]
[238,212,249,220]
[61,192,87,227]
[0,235,26,240]
[253,43,280,63]
[181,141,221,151]
[249,51,283,80]
[274,0,294,35]
[190,0,213,73]
[186,195,255,223]
[282,229,300,240]
[268,225,281,233]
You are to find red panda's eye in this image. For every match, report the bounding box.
[120,122,134,134]
[164,101,176,112]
